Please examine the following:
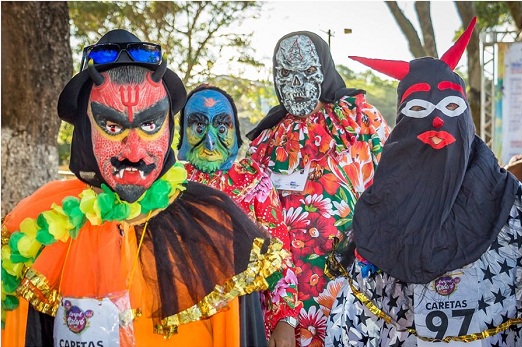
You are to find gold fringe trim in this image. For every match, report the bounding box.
[1,218,10,247]
[349,277,522,342]
[154,237,288,338]
[14,237,288,339]
[17,267,61,316]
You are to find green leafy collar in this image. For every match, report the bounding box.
[1,162,187,320]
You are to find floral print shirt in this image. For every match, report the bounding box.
[247,94,390,347]
[183,158,301,336]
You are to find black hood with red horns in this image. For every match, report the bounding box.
[349,18,519,284]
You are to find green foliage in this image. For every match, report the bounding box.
[57,121,73,165]
[336,65,357,81]
[336,65,398,127]
[474,2,513,30]
[69,1,263,84]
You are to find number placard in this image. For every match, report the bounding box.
[414,268,481,345]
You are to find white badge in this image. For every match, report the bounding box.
[414,268,482,346]
[54,297,121,347]
[270,165,310,192]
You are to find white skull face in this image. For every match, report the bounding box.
[274,35,324,117]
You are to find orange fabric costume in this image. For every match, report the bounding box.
[2,29,286,347]
[2,179,241,347]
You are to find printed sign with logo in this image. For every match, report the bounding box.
[54,297,120,347]
[414,268,482,346]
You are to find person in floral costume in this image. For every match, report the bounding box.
[246,31,390,347]
[177,84,301,347]
[325,18,522,346]
[1,29,287,347]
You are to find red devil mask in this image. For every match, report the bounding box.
[57,30,187,201]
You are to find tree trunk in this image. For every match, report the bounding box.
[385,1,426,58]
[415,1,438,57]
[1,1,72,215]
[454,1,481,132]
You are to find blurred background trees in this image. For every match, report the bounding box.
[386,1,522,150]
[69,1,263,85]
[2,1,521,214]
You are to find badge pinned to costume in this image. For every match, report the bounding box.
[271,164,310,192]
[54,293,134,347]
[414,268,482,346]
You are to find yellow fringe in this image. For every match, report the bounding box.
[155,237,287,338]
[14,237,288,340]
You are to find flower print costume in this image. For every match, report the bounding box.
[325,18,522,346]
[177,84,300,346]
[1,30,286,347]
[246,31,390,347]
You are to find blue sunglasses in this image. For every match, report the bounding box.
[80,42,162,71]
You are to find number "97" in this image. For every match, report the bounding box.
[425,309,474,339]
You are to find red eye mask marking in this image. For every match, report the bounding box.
[120,85,140,122]
[438,81,465,97]
[400,83,431,104]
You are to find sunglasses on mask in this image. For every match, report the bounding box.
[80,42,162,71]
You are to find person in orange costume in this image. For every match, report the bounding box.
[1,29,287,347]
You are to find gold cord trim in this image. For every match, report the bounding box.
[154,237,288,338]
[349,277,522,342]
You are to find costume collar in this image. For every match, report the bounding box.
[1,162,188,314]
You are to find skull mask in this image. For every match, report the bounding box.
[274,34,324,117]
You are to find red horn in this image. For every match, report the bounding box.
[349,56,410,81]
[440,17,477,70]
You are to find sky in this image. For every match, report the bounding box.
[213,1,464,80]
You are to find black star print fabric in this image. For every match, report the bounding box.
[325,184,522,346]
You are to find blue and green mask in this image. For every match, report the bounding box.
[177,86,242,173]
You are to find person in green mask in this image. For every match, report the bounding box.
[178,84,301,347]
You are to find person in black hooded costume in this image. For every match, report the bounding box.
[1,29,288,347]
[246,31,390,347]
[325,18,522,346]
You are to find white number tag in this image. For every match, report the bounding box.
[270,165,310,192]
[54,297,121,347]
[414,268,482,346]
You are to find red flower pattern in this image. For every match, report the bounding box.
[184,158,301,336]
[248,94,390,346]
